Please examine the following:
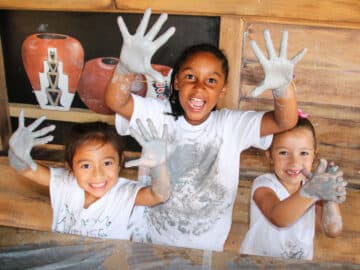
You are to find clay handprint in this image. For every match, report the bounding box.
[250,29,307,98]
[116,8,176,82]
[8,110,55,171]
[125,118,168,168]
[300,159,347,204]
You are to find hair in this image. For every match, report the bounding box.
[64,121,125,170]
[167,43,229,119]
[271,116,317,149]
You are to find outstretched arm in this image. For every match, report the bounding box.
[105,8,175,120]
[125,118,170,206]
[8,110,55,186]
[250,29,307,136]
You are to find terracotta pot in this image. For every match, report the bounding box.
[21,33,84,111]
[145,64,173,100]
[78,57,147,114]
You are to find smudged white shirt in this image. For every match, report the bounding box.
[240,173,315,259]
[116,94,272,251]
[50,167,144,240]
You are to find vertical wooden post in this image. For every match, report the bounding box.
[0,35,11,151]
[218,15,244,110]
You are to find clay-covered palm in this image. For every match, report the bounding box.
[250,29,307,97]
[117,8,176,82]
[125,118,168,168]
[300,159,347,204]
[8,110,55,171]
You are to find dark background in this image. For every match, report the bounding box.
[0,10,219,151]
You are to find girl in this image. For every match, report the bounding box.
[105,9,306,251]
[8,110,170,240]
[239,114,347,260]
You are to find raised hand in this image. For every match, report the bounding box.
[300,159,347,204]
[250,29,307,98]
[8,110,55,172]
[125,118,168,168]
[116,8,176,82]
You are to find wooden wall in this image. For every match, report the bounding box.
[0,0,359,265]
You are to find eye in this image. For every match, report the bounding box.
[80,163,91,169]
[207,77,217,84]
[278,150,288,156]
[301,151,310,156]
[104,160,114,167]
[185,73,195,80]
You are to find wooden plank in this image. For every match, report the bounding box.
[0,34,11,151]
[217,15,243,109]
[0,0,114,11]
[114,0,360,24]
[9,103,115,125]
[240,23,360,109]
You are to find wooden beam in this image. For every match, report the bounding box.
[218,16,243,109]
[0,34,11,151]
[9,103,115,125]
[0,0,114,11]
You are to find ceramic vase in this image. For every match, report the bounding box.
[77,57,147,114]
[21,33,84,111]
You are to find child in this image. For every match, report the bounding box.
[105,8,306,251]
[8,110,170,240]
[239,114,347,260]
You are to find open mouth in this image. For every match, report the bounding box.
[89,182,107,189]
[189,97,205,110]
[286,169,302,176]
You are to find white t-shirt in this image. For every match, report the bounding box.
[115,94,272,251]
[50,167,144,240]
[240,173,315,260]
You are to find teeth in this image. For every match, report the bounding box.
[90,182,106,189]
[286,169,300,175]
[189,97,204,109]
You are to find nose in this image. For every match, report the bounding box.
[92,166,105,181]
[194,80,206,91]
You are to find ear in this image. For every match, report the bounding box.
[219,86,227,97]
[174,76,180,91]
[265,150,273,164]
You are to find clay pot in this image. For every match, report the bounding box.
[145,64,173,100]
[77,57,147,114]
[21,33,84,111]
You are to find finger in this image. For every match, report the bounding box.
[34,135,54,145]
[136,8,152,36]
[162,124,168,141]
[18,110,25,128]
[145,12,168,41]
[314,158,328,175]
[152,26,176,51]
[27,115,47,132]
[146,118,159,138]
[279,30,288,59]
[32,124,56,138]
[129,127,146,146]
[250,84,267,97]
[117,17,131,41]
[125,158,141,168]
[264,29,276,59]
[290,48,307,65]
[136,118,151,140]
[250,40,267,66]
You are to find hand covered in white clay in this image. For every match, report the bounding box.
[125,118,168,168]
[116,8,176,82]
[8,110,55,172]
[250,29,307,98]
[300,159,347,204]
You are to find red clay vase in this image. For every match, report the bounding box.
[21,33,84,111]
[77,57,147,114]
